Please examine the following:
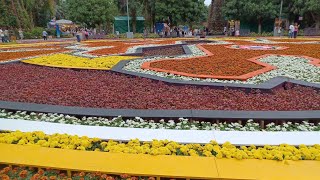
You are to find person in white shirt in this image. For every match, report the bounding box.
[0,29,4,43]
[42,30,48,40]
[18,28,24,40]
[289,24,294,38]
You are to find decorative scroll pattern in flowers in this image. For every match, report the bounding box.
[133,42,320,84]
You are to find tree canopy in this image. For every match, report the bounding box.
[65,0,117,28]
[155,0,207,26]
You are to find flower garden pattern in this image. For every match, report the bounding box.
[22,54,138,70]
[133,40,320,84]
[0,38,320,179]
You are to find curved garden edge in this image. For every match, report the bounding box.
[0,100,319,120]
[112,60,320,91]
[1,118,320,145]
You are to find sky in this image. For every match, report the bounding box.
[204,0,211,6]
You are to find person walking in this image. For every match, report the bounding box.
[85,30,89,40]
[18,28,24,40]
[143,27,148,40]
[293,23,300,38]
[76,30,81,42]
[42,30,48,40]
[0,28,4,43]
[4,29,9,42]
[289,24,294,38]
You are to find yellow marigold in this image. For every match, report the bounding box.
[22,54,138,70]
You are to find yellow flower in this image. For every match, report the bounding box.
[22,54,138,70]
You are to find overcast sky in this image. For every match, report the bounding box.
[204,0,211,6]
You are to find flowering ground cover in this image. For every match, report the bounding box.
[0,63,319,111]
[148,42,320,75]
[0,49,68,62]
[1,131,320,160]
[141,41,320,82]
[85,39,179,55]
[142,45,186,56]
[1,110,319,131]
[0,166,154,180]
[22,54,138,70]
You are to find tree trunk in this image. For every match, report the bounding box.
[258,18,262,34]
[316,19,320,32]
[132,10,137,33]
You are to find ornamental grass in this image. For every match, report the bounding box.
[1,131,320,161]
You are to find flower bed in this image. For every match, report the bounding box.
[1,110,319,131]
[84,40,180,55]
[142,45,186,56]
[22,54,138,70]
[0,63,320,111]
[146,51,266,77]
[227,45,287,50]
[1,131,320,160]
[0,49,68,63]
[129,41,320,84]
[0,166,154,180]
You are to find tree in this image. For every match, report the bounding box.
[155,0,207,27]
[223,0,278,34]
[222,0,247,20]
[208,0,225,33]
[66,0,117,29]
[245,0,278,34]
[303,0,320,30]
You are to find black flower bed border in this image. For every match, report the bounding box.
[0,100,319,121]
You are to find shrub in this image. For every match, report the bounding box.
[23,27,45,39]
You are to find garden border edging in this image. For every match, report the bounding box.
[0,100,319,120]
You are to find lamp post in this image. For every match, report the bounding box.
[127,0,130,32]
[278,0,283,36]
[279,0,283,22]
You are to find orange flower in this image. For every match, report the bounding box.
[100,174,107,179]
[148,177,156,180]
[19,170,28,178]
[106,176,115,180]
[3,167,11,173]
[131,177,138,180]
[38,169,44,176]
[59,173,66,177]
[40,176,49,180]
[120,174,129,179]
[0,174,10,180]
[79,172,85,177]
[31,173,40,180]
[49,176,57,180]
